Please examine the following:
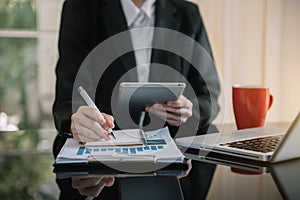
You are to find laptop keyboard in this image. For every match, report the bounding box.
[220,135,284,153]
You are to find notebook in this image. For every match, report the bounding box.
[176,112,300,162]
[86,129,143,146]
[56,127,185,164]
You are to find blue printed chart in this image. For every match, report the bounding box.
[77,145,165,156]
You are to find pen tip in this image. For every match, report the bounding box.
[110,131,116,139]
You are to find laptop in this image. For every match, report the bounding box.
[176,112,300,162]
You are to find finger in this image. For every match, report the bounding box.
[74,113,110,137]
[103,113,115,129]
[165,112,183,122]
[77,106,98,121]
[91,110,114,133]
[150,104,187,117]
[147,104,192,125]
[178,159,192,179]
[163,106,182,116]
[166,107,192,119]
[72,122,109,142]
[163,99,193,118]
[79,106,107,127]
[148,105,180,119]
[167,95,188,108]
[148,105,192,125]
[167,100,181,108]
[81,181,106,197]
[71,177,83,187]
[72,121,103,142]
[165,108,192,124]
[150,109,182,124]
[79,116,109,139]
[166,118,182,127]
[145,104,167,112]
[166,95,193,108]
[149,110,185,127]
[72,177,107,197]
[148,105,181,121]
[147,106,168,120]
[72,177,103,189]
[71,106,103,137]
[102,177,115,187]
[80,127,106,140]
[75,115,109,140]
[148,104,168,113]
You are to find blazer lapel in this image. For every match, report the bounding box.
[150,0,182,82]
[98,0,137,81]
[154,0,181,30]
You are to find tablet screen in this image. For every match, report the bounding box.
[117,82,186,111]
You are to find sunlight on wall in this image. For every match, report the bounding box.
[192,0,300,124]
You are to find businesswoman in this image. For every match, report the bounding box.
[53,0,220,199]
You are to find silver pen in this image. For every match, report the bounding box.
[139,111,148,144]
[78,86,116,139]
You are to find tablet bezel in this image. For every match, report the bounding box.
[117,82,186,109]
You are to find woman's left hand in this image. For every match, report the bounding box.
[145,95,193,127]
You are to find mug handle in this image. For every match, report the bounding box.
[269,94,274,109]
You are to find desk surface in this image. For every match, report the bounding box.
[0,123,297,200]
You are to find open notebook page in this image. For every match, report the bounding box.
[86,129,143,146]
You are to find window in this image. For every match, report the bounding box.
[0,0,63,129]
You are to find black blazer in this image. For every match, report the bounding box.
[53,0,220,136]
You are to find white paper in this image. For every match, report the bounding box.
[86,129,143,146]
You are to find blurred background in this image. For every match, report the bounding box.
[0,0,61,131]
[0,0,299,129]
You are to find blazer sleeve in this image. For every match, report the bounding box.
[53,0,91,133]
[186,4,220,131]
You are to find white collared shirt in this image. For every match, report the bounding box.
[120,0,156,82]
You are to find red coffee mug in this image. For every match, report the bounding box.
[232,85,273,130]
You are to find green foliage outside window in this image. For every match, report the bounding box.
[0,0,37,29]
[0,0,38,129]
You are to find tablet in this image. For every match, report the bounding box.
[117,82,186,110]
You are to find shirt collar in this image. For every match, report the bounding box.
[120,0,156,27]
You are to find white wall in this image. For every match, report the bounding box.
[191,0,300,124]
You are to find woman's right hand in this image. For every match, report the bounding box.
[70,106,115,142]
[72,176,115,197]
